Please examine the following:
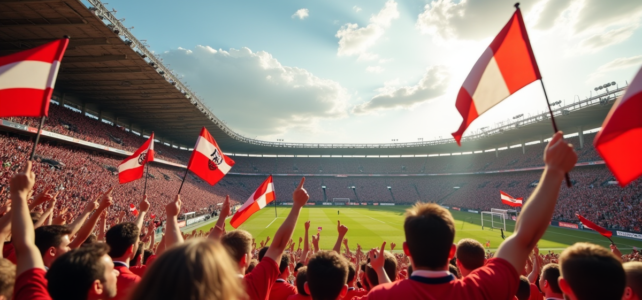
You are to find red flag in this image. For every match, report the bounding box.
[118,133,155,184]
[577,214,612,238]
[230,176,275,228]
[452,7,541,145]
[150,213,156,219]
[594,67,642,186]
[129,204,139,217]
[500,191,523,207]
[186,127,235,185]
[0,39,69,117]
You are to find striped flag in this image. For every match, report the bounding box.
[187,127,235,186]
[500,191,523,207]
[0,38,69,117]
[129,204,139,217]
[594,67,642,186]
[452,6,540,145]
[118,133,155,184]
[577,214,612,239]
[230,176,276,228]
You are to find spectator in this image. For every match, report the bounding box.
[455,239,486,277]
[306,251,349,300]
[34,225,71,269]
[0,258,15,300]
[288,266,310,300]
[105,223,142,300]
[539,263,563,300]
[270,255,297,300]
[623,262,642,300]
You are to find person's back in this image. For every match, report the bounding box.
[558,243,625,300]
[127,239,246,300]
[623,261,642,300]
[365,132,577,300]
[105,223,141,300]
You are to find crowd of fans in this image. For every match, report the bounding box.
[1,133,640,300]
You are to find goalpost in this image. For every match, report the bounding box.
[491,208,518,220]
[481,211,506,231]
[332,198,350,204]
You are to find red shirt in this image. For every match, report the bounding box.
[287,293,312,300]
[344,287,368,300]
[130,254,157,277]
[245,256,280,300]
[529,283,543,300]
[113,263,141,300]
[269,279,297,300]
[13,268,51,300]
[365,258,519,300]
[3,242,16,264]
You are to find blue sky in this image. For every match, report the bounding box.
[96,0,642,143]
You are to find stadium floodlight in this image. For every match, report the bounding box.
[387,186,391,190]
[611,81,616,85]
[512,114,523,119]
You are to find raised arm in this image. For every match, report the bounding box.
[369,241,391,284]
[333,220,348,253]
[34,199,55,228]
[66,198,98,236]
[164,195,184,248]
[10,161,45,275]
[527,246,541,284]
[97,211,107,242]
[27,187,53,211]
[300,221,310,264]
[496,132,577,272]
[0,210,11,258]
[69,189,113,249]
[209,195,230,240]
[135,195,150,231]
[265,177,309,263]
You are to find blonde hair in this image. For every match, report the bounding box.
[127,238,247,300]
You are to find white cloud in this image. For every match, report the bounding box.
[292,8,309,20]
[353,6,362,13]
[588,55,642,82]
[162,46,349,135]
[366,66,384,74]
[336,0,399,60]
[353,66,450,114]
[578,25,638,53]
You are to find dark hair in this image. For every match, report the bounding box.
[35,225,72,256]
[456,239,485,271]
[105,222,139,258]
[221,230,253,263]
[516,276,530,300]
[258,246,269,262]
[279,254,290,274]
[296,266,309,296]
[347,263,356,283]
[0,258,16,298]
[47,243,110,300]
[307,251,348,300]
[449,264,461,279]
[560,242,625,300]
[246,259,259,274]
[131,242,144,267]
[404,203,455,269]
[541,263,562,294]
[295,262,304,273]
[143,249,153,265]
[82,234,97,246]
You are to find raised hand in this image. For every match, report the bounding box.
[98,188,114,211]
[10,161,35,200]
[221,195,231,217]
[543,131,578,175]
[338,220,348,235]
[166,194,181,218]
[305,220,310,230]
[139,194,150,213]
[390,242,396,251]
[369,241,390,283]
[292,177,309,207]
[83,200,99,214]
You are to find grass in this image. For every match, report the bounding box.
[193,206,642,252]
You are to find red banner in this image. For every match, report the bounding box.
[559,221,578,229]
[453,207,461,211]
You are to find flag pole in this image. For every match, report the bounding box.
[539,79,573,188]
[143,163,149,195]
[29,116,46,160]
[177,167,189,195]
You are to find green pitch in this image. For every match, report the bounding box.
[194,206,642,252]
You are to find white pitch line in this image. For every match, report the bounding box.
[266,218,278,228]
[367,216,386,224]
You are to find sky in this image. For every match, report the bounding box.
[94,0,642,144]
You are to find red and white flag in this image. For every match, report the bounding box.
[118,133,155,184]
[0,38,69,118]
[186,127,235,186]
[594,67,642,187]
[230,176,276,228]
[129,204,139,217]
[452,7,541,145]
[500,191,523,207]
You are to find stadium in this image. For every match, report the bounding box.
[1,1,641,300]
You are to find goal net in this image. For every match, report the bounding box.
[491,208,518,220]
[481,211,506,231]
[332,198,350,203]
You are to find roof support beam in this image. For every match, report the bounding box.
[0,22,87,28]
[0,38,110,47]
[64,55,127,63]
[0,0,62,3]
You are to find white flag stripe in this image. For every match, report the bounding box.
[256,183,275,209]
[117,156,140,172]
[471,56,510,115]
[0,61,55,90]
[194,135,232,173]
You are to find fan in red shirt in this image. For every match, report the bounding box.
[365,132,577,300]
[305,251,349,300]
[217,178,310,300]
[287,266,311,300]
[344,263,367,300]
[538,263,564,300]
[454,239,486,277]
[269,255,297,300]
[9,162,118,300]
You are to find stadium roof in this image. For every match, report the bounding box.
[0,0,625,156]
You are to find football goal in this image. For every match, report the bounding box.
[332,198,350,204]
[481,211,506,231]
